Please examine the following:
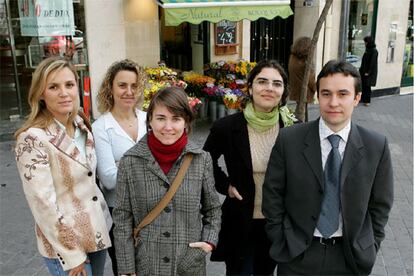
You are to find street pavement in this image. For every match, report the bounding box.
[0,93,412,276]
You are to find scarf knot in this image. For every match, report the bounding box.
[243,102,296,132]
[148,131,188,174]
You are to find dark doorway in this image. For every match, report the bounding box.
[250,4,294,70]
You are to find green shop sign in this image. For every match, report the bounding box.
[165,5,293,26]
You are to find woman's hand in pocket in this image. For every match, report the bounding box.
[189,241,214,253]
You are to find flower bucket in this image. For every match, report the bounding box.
[218,103,226,119]
[199,97,209,119]
[209,100,217,122]
[227,109,238,115]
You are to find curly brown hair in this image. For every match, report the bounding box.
[291,37,312,60]
[96,59,147,113]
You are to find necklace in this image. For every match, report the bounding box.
[112,111,137,128]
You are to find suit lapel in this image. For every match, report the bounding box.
[302,120,324,189]
[341,123,364,187]
[231,114,253,173]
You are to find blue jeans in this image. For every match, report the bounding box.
[44,249,107,276]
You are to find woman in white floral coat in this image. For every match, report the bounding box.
[14,56,112,276]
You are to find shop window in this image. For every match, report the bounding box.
[347,0,376,68]
[401,1,413,87]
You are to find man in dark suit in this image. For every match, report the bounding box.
[262,60,393,275]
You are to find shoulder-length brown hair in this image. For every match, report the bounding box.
[15,56,79,138]
[291,37,312,60]
[96,59,147,113]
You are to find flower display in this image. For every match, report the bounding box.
[182,71,215,98]
[143,65,187,110]
[187,96,203,113]
[235,60,256,78]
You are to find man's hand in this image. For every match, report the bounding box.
[228,184,243,200]
[189,242,214,253]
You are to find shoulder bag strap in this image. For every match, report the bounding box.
[133,153,194,247]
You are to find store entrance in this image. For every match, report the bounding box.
[250,12,294,69]
[160,9,209,73]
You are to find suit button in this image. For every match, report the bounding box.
[92,196,98,201]
[163,256,170,263]
[305,239,309,245]
[311,215,317,221]
[88,171,93,177]
[163,182,169,189]
[164,207,171,213]
[163,231,171,237]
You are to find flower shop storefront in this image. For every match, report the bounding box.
[157,0,293,73]
[150,0,293,121]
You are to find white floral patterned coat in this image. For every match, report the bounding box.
[14,116,112,271]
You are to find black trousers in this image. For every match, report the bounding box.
[277,238,354,275]
[108,207,118,276]
[225,219,277,276]
[361,78,372,104]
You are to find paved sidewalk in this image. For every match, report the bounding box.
[0,94,412,275]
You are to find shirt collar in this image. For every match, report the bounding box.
[319,118,351,143]
[54,118,82,139]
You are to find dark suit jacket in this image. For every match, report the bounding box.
[262,119,393,275]
[204,112,285,261]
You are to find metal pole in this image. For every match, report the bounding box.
[338,0,350,61]
[5,0,23,117]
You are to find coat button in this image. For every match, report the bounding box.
[164,207,171,213]
[163,257,170,263]
[61,261,65,264]
[163,231,171,237]
[163,182,169,189]
[92,196,98,201]
[88,171,93,177]
[311,215,317,221]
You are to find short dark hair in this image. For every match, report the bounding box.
[146,87,195,133]
[316,60,361,95]
[247,59,289,106]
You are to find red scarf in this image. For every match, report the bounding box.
[147,131,188,174]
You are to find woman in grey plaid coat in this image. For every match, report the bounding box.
[113,87,221,276]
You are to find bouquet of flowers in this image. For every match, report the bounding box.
[222,88,245,110]
[187,96,203,113]
[235,60,256,79]
[182,71,215,98]
[143,65,187,110]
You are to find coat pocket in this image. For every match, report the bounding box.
[134,238,150,275]
[177,246,207,275]
[357,232,374,250]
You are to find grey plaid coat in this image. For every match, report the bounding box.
[113,136,221,275]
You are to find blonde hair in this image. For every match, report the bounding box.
[96,59,147,113]
[15,56,79,138]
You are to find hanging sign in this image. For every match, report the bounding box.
[18,0,75,36]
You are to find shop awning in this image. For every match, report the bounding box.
[157,0,293,26]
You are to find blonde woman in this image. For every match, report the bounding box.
[92,59,147,275]
[14,56,112,276]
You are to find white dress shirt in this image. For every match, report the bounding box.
[314,118,351,238]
